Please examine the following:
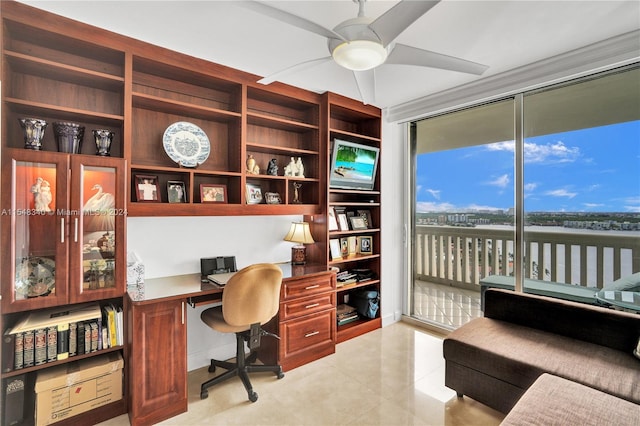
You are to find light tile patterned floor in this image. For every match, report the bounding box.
[412,281,483,330]
[99,321,503,426]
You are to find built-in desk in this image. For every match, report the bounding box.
[125,263,335,426]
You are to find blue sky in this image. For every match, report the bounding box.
[416,120,640,213]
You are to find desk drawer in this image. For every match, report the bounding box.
[281,292,335,321]
[281,309,335,361]
[282,274,335,301]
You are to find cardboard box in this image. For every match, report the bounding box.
[35,352,123,426]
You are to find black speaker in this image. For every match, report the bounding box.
[200,256,237,277]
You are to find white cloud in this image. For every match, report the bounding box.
[583,203,604,208]
[524,183,537,191]
[545,189,577,199]
[486,140,580,164]
[486,174,510,188]
[425,188,441,200]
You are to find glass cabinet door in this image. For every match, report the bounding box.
[69,156,126,303]
[1,150,70,312]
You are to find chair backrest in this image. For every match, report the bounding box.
[221,263,283,327]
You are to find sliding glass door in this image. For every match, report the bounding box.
[408,65,639,330]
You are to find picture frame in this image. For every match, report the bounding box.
[349,216,368,230]
[200,184,227,203]
[167,180,186,203]
[347,236,358,255]
[337,213,350,231]
[358,236,373,254]
[328,207,339,231]
[340,238,349,257]
[245,183,263,204]
[135,174,159,202]
[329,239,342,260]
[264,192,282,205]
[357,209,373,229]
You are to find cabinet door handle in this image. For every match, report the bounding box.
[304,331,319,338]
[181,302,185,325]
[305,303,320,309]
[74,218,79,242]
[60,218,65,243]
[305,284,320,290]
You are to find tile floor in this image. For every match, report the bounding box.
[99,321,503,426]
[412,281,483,330]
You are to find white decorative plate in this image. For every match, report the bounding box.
[162,122,210,168]
[15,256,56,297]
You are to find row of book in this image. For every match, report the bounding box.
[2,303,123,372]
[336,304,359,326]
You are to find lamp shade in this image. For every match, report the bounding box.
[331,40,388,71]
[283,222,315,245]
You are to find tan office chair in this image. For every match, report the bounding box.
[200,263,284,402]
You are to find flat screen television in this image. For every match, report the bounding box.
[329,139,380,190]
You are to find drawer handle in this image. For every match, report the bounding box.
[304,331,319,338]
[305,303,320,309]
[305,285,320,290]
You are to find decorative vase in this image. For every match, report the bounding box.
[92,129,114,156]
[19,118,48,150]
[53,122,85,154]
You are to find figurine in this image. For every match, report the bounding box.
[31,177,52,212]
[267,158,278,176]
[284,157,296,176]
[296,157,305,178]
[292,182,302,204]
[246,154,260,174]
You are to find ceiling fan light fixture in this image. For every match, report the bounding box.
[332,40,387,71]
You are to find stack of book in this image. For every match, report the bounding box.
[336,271,358,287]
[2,303,123,372]
[336,304,359,326]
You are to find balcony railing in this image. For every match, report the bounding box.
[415,225,640,291]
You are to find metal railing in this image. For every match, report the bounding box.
[415,225,640,291]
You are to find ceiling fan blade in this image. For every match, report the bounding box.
[353,70,376,105]
[239,1,346,42]
[386,43,489,75]
[258,56,333,85]
[369,0,441,47]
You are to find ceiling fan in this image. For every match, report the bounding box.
[241,0,489,105]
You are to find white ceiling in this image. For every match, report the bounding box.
[22,1,640,110]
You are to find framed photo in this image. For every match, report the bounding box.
[135,174,159,202]
[245,183,263,204]
[201,184,227,203]
[358,236,373,254]
[347,236,358,255]
[167,180,186,203]
[340,238,349,257]
[357,209,373,228]
[349,216,368,230]
[337,213,350,231]
[265,192,282,204]
[329,239,342,260]
[328,207,339,231]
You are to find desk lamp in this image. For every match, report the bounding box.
[283,222,315,264]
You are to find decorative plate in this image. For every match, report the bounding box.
[15,256,56,298]
[162,121,210,168]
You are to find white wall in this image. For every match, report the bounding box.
[127,119,407,371]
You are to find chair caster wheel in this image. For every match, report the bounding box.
[277,372,284,379]
[200,390,208,400]
[208,365,216,373]
[249,391,258,402]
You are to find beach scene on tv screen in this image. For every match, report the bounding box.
[332,145,376,181]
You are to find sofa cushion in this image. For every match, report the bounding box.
[604,272,640,292]
[443,317,640,404]
[501,373,640,426]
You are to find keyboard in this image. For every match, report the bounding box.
[207,271,237,286]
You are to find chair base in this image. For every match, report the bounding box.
[200,330,284,402]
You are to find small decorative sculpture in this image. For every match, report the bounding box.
[292,182,302,204]
[246,154,260,174]
[284,157,296,177]
[296,157,305,178]
[267,158,278,176]
[31,177,52,212]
